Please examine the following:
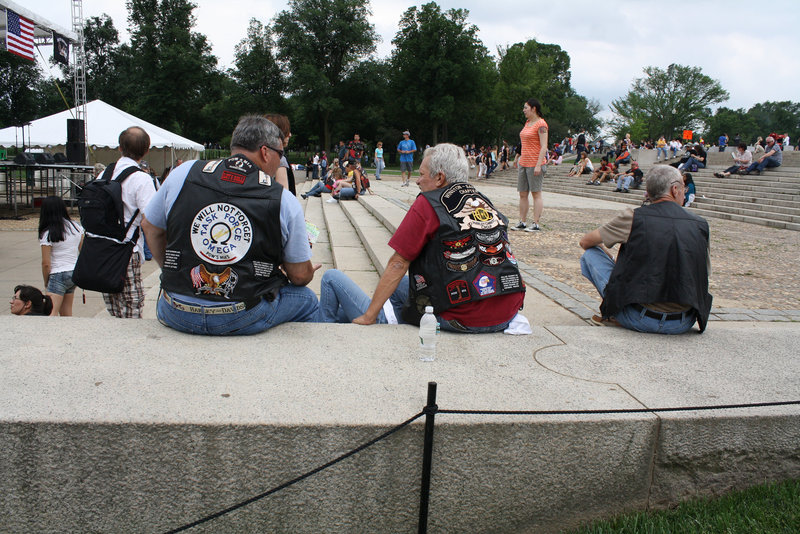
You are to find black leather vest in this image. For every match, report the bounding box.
[601,201,713,331]
[160,155,287,301]
[404,182,525,323]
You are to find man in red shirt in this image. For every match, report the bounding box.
[317,143,526,333]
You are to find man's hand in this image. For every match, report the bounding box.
[353,313,377,325]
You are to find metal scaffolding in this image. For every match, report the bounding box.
[71,0,87,158]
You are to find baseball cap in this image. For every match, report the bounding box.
[402,130,410,136]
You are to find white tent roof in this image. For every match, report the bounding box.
[0,99,204,151]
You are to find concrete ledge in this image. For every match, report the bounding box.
[2,318,798,532]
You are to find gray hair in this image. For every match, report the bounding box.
[646,164,682,199]
[423,143,469,184]
[230,115,283,152]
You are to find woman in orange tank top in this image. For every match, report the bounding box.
[511,98,549,232]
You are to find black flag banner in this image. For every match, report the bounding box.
[53,32,69,65]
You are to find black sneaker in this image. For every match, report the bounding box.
[524,223,541,232]
[614,188,621,192]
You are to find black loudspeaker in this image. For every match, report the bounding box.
[67,119,85,143]
[14,152,37,165]
[53,153,68,163]
[66,141,86,164]
[34,152,56,164]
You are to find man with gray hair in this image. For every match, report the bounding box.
[317,143,526,333]
[142,115,319,335]
[579,165,712,334]
[742,136,782,175]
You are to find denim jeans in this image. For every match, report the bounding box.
[680,157,705,170]
[747,157,781,173]
[656,147,667,160]
[157,286,319,335]
[580,246,695,334]
[375,159,384,179]
[616,175,633,190]
[306,181,329,196]
[317,270,511,333]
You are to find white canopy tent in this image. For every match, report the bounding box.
[0,100,205,172]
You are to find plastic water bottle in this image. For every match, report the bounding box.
[419,306,438,362]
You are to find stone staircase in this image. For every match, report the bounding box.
[484,157,800,231]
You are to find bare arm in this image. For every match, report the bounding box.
[579,229,603,250]
[535,127,548,174]
[275,166,289,190]
[41,245,52,286]
[353,252,410,325]
[283,260,320,287]
[141,217,167,268]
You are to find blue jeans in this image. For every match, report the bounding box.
[656,147,667,160]
[334,187,356,200]
[317,270,512,333]
[615,174,632,190]
[680,157,705,170]
[580,247,695,334]
[375,159,384,179]
[312,164,319,180]
[305,181,329,196]
[157,286,319,335]
[615,156,631,165]
[746,157,781,173]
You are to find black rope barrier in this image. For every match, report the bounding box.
[162,389,800,533]
[163,411,424,534]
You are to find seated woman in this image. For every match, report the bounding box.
[567,151,593,177]
[10,285,53,316]
[331,159,363,200]
[303,166,341,198]
[546,149,563,166]
[714,143,752,177]
[683,173,696,207]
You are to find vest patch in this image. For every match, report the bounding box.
[443,246,476,260]
[447,256,478,273]
[478,241,504,254]
[414,274,428,291]
[258,171,272,186]
[442,235,473,249]
[475,229,502,244]
[481,254,505,266]
[473,272,497,296]
[500,273,522,291]
[190,203,253,265]
[225,156,255,174]
[221,171,246,184]
[447,280,470,305]
[506,250,518,265]
[453,196,503,231]
[202,160,223,173]
[190,264,239,297]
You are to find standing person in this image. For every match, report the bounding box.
[102,126,157,318]
[337,141,348,168]
[718,133,729,152]
[38,196,84,316]
[511,97,548,232]
[348,134,365,165]
[397,130,417,187]
[265,113,296,195]
[374,141,384,180]
[141,115,319,336]
[312,152,320,180]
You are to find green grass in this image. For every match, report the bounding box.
[569,479,800,534]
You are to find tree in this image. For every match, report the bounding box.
[610,64,729,141]
[82,14,121,102]
[389,2,492,145]
[706,107,758,145]
[747,101,800,140]
[230,18,285,114]
[273,0,378,151]
[0,53,44,129]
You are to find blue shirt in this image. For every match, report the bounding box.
[145,160,312,266]
[397,139,417,162]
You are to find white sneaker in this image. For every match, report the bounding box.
[524,223,541,232]
[510,221,526,231]
[325,198,338,203]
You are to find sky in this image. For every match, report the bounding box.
[22,0,800,122]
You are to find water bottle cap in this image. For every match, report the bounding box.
[425,306,434,313]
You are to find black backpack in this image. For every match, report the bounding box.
[72,163,143,293]
[78,162,141,241]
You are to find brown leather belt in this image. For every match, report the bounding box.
[631,303,691,321]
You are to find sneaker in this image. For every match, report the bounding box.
[301,193,308,199]
[622,188,629,193]
[586,180,595,185]
[614,188,621,192]
[590,314,621,327]
[524,223,541,232]
[325,198,338,203]
[754,170,761,175]
[713,172,724,178]
[510,221,527,231]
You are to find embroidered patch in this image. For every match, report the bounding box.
[190,264,239,297]
[478,241,504,255]
[506,250,518,265]
[447,280,471,305]
[500,273,522,291]
[443,246,476,261]
[258,171,272,186]
[472,271,497,297]
[414,274,428,291]
[202,160,223,173]
[446,256,478,272]
[442,235,473,249]
[225,155,255,174]
[480,254,506,266]
[475,229,501,244]
[252,261,275,279]
[221,171,246,185]
[190,203,253,265]
[163,249,180,270]
[453,197,503,231]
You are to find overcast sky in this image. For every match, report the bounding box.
[25,0,800,119]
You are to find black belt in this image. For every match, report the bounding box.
[631,303,691,321]
[163,292,261,315]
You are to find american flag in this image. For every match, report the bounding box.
[6,9,35,61]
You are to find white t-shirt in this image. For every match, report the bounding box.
[110,157,157,258]
[40,220,84,273]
